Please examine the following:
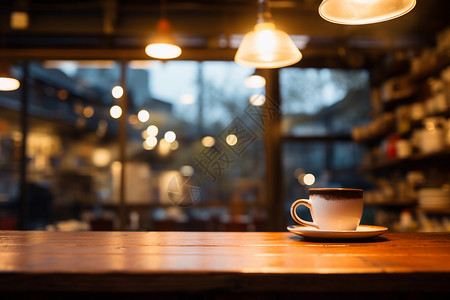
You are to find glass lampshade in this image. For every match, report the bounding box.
[0,77,20,91]
[319,0,416,25]
[145,18,182,59]
[0,62,20,91]
[235,22,302,69]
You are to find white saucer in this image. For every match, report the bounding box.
[287,225,388,240]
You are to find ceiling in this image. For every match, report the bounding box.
[1,0,450,68]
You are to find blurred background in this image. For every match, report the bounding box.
[0,0,449,232]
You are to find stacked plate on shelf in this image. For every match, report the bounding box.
[417,188,450,209]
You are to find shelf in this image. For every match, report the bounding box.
[367,203,450,215]
[366,201,416,209]
[409,50,450,82]
[416,207,450,215]
[355,106,450,145]
[359,149,450,172]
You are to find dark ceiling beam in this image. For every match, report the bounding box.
[0,48,237,61]
[3,11,435,41]
[0,46,389,69]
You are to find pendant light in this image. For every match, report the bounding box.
[318,0,416,25]
[235,0,302,69]
[145,0,181,59]
[0,61,20,91]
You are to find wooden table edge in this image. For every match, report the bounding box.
[1,272,450,293]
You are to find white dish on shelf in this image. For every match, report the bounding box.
[287,225,388,240]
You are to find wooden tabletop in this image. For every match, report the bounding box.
[1,231,450,296]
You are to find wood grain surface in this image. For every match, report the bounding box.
[0,231,449,295]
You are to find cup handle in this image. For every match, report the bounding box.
[290,199,319,228]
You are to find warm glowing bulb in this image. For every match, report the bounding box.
[249,94,266,106]
[141,130,149,139]
[83,106,94,118]
[164,131,176,143]
[318,0,416,25]
[255,30,277,62]
[145,43,182,59]
[145,136,158,147]
[57,89,69,100]
[245,75,266,88]
[143,141,155,150]
[158,138,171,156]
[0,77,20,91]
[303,174,315,186]
[128,114,138,125]
[146,125,159,137]
[226,134,238,146]
[137,110,150,122]
[111,161,122,172]
[201,136,215,147]
[169,140,179,150]
[235,22,302,69]
[110,105,122,118]
[180,165,194,177]
[112,86,123,99]
[92,148,111,167]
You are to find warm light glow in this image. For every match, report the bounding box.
[143,141,155,150]
[83,106,94,118]
[169,140,179,150]
[111,161,122,172]
[180,94,196,104]
[226,134,238,146]
[141,130,149,139]
[110,105,122,119]
[158,138,171,156]
[147,125,159,137]
[245,74,266,88]
[303,174,315,186]
[0,77,20,91]
[112,86,123,99]
[10,11,29,30]
[180,165,194,177]
[249,94,266,106]
[128,114,138,125]
[256,29,277,62]
[57,89,69,100]
[145,43,182,59]
[145,18,182,60]
[92,148,111,167]
[138,110,150,122]
[235,22,302,69]
[145,136,158,147]
[128,60,162,69]
[318,0,416,25]
[164,131,176,143]
[201,136,215,147]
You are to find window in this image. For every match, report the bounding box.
[280,68,372,226]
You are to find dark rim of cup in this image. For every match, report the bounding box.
[309,188,363,199]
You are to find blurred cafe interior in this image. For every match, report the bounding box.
[0,0,450,233]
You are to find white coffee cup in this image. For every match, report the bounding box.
[290,188,364,231]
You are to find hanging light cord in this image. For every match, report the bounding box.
[257,0,272,23]
[160,0,167,20]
